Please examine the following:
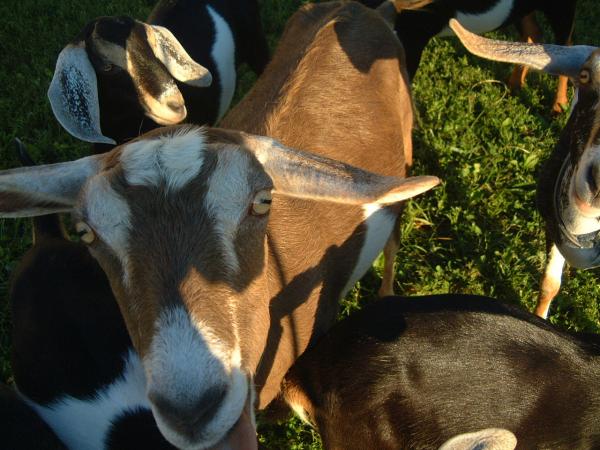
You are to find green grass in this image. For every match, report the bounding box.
[1,0,600,448]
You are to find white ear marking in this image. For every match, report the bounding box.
[48,44,116,145]
[145,24,212,88]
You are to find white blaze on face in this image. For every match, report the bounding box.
[147,306,248,449]
[438,0,514,37]
[204,149,254,274]
[206,5,236,122]
[120,128,205,191]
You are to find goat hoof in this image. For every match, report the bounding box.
[552,102,568,115]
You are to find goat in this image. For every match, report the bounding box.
[49,0,269,151]
[8,143,181,449]
[0,120,436,450]
[1,2,440,446]
[448,19,599,318]
[281,294,600,449]
[0,382,67,450]
[361,0,577,113]
[7,213,507,450]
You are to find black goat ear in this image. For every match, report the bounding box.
[48,44,116,145]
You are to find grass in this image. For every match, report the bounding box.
[1,0,600,448]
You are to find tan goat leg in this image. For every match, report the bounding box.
[535,244,565,319]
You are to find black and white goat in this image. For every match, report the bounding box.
[8,210,188,450]
[49,0,269,151]
[362,0,577,113]
[281,294,600,449]
[448,20,600,318]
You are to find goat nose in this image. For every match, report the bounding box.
[149,385,227,436]
[167,101,185,115]
[584,161,600,206]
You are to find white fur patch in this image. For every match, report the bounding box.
[341,204,397,295]
[84,176,132,284]
[147,306,247,449]
[289,401,311,425]
[147,24,212,88]
[539,245,565,319]
[120,128,205,191]
[204,150,253,274]
[21,350,148,450]
[438,0,514,37]
[207,5,236,122]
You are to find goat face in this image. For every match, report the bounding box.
[0,125,438,449]
[449,20,600,268]
[544,50,600,269]
[48,17,212,146]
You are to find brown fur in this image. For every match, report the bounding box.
[221,1,413,407]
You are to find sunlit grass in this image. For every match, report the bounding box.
[1,0,600,448]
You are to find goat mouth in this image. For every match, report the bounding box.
[145,107,187,126]
[210,394,257,450]
[553,155,600,268]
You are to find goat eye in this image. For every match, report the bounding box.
[580,69,591,84]
[75,222,96,244]
[251,190,272,216]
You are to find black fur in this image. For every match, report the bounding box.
[285,295,600,449]
[0,383,67,449]
[88,0,269,152]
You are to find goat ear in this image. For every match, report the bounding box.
[0,154,101,217]
[438,429,517,450]
[449,19,597,78]
[240,133,440,205]
[48,44,116,145]
[145,24,212,88]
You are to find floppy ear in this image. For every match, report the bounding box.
[145,24,212,88]
[449,19,597,78]
[48,44,116,145]
[438,428,517,450]
[0,154,101,217]
[240,133,440,205]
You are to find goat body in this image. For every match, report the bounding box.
[0,2,438,446]
[283,295,600,449]
[221,0,414,407]
[49,0,269,151]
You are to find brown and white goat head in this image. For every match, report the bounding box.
[49,16,212,145]
[0,126,438,449]
[449,20,600,269]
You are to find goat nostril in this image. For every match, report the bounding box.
[149,385,227,433]
[167,102,185,115]
[587,164,600,199]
